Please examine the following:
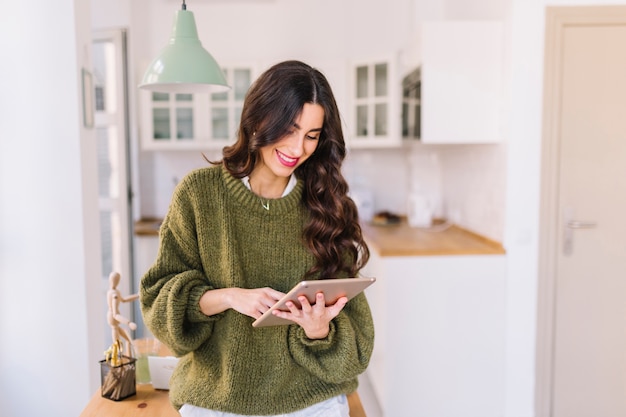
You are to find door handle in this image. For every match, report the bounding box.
[563,209,598,256]
[566,220,597,229]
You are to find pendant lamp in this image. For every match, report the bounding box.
[139,0,230,94]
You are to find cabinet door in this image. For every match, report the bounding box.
[364,252,507,417]
[140,64,256,150]
[420,21,503,144]
[348,57,401,148]
[208,67,253,145]
[142,92,208,150]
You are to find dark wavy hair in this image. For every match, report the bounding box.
[214,60,369,278]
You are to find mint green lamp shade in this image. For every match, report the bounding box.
[139,9,230,94]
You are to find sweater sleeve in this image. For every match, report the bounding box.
[286,291,374,384]
[140,181,219,357]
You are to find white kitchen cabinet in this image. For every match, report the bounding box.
[348,56,402,148]
[414,21,504,144]
[140,65,255,150]
[362,249,506,417]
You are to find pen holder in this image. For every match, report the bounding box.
[99,356,137,401]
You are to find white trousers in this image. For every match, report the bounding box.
[179,394,349,417]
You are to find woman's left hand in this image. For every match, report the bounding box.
[272,292,347,339]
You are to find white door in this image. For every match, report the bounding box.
[92,29,136,347]
[540,6,626,417]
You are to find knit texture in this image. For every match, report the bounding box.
[140,165,375,415]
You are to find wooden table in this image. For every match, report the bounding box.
[80,384,367,417]
[80,384,178,417]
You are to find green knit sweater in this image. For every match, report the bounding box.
[140,165,374,415]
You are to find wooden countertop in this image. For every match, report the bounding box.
[135,217,505,257]
[360,219,505,257]
[134,218,162,236]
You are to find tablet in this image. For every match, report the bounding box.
[252,277,376,328]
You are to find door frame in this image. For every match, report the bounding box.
[536,5,626,416]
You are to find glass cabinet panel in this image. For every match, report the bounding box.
[153,108,170,140]
[356,66,368,99]
[175,93,192,102]
[176,108,193,140]
[375,103,387,136]
[211,108,229,139]
[153,92,168,102]
[401,67,421,140]
[374,63,388,97]
[356,105,368,136]
[413,104,421,138]
[402,102,409,137]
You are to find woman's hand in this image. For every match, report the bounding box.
[199,287,284,318]
[272,292,348,339]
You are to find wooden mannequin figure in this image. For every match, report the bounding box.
[107,271,139,357]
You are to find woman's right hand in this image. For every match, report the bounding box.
[199,287,284,319]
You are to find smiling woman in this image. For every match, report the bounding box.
[140,60,373,417]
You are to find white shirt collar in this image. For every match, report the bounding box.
[242,174,297,197]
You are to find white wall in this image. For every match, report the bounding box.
[439,144,507,240]
[0,1,102,416]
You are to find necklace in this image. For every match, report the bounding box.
[247,177,271,210]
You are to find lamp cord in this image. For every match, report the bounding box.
[182,0,186,10]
